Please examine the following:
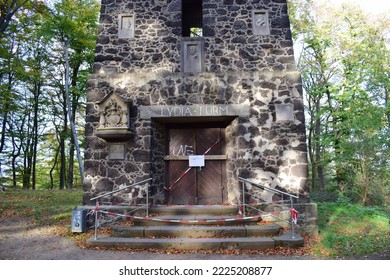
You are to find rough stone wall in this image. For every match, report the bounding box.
[95,0,182,74]
[203,0,295,72]
[83,0,309,205]
[94,0,295,74]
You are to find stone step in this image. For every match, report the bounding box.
[131,215,262,226]
[112,224,281,238]
[88,236,277,250]
[88,233,304,250]
[149,205,239,216]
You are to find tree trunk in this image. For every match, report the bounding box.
[50,146,60,190]
[31,81,41,190]
[59,133,66,190]
[314,97,325,191]
[0,0,29,34]
[67,142,74,189]
[10,125,21,187]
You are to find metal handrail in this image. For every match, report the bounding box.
[238,176,298,239]
[91,177,153,241]
[238,177,299,199]
[90,178,152,201]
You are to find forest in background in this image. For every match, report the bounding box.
[0,0,388,206]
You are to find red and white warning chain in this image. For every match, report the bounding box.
[94,207,291,224]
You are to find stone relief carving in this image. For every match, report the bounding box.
[118,14,135,39]
[182,40,204,73]
[252,10,270,35]
[96,92,131,140]
[99,98,128,128]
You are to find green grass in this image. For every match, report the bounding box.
[0,189,83,226]
[312,202,390,257]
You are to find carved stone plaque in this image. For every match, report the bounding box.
[109,143,125,160]
[252,10,270,36]
[275,104,294,121]
[96,92,131,141]
[181,40,204,73]
[118,14,135,39]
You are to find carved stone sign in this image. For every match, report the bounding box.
[252,10,270,35]
[96,92,131,141]
[109,143,125,160]
[181,39,204,73]
[98,95,128,129]
[139,104,250,119]
[118,14,135,39]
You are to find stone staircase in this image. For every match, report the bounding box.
[87,205,304,250]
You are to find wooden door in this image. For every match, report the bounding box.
[166,127,226,204]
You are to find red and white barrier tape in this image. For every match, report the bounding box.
[95,209,291,224]
[165,138,221,191]
[290,208,299,224]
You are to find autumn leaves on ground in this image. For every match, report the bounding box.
[0,189,388,259]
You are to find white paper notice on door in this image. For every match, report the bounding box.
[189,155,205,167]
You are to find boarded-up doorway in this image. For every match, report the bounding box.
[166,126,227,204]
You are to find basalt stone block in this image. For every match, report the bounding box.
[100,14,113,24]
[203,26,216,37]
[220,57,230,66]
[107,167,121,178]
[233,20,248,30]
[115,175,130,186]
[87,137,107,150]
[291,164,309,178]
[228,5,240,12]
[85,114,100,124]
[82,178,92,192]
[95,178,114,192]
[133,150,150,162]
[97,36,110,45]
[273,16,290,28]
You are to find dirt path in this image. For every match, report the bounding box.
[0,217,388,260]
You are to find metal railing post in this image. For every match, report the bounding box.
[242,181,246,216]
[94,207,98,241]
[238,177,300,240]
[290,196,296,239]
[146,183,149,217]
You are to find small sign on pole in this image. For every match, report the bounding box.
[189,155,205,167]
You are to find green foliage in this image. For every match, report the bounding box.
[0,0,100,190]
[0,189,83,225]
[313,202,390,257]
[288,0,390,205]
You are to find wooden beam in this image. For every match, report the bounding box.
[164,155,227,161]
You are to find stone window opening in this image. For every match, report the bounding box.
[182,0,203,37]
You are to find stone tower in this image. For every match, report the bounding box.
[83,0,309,206]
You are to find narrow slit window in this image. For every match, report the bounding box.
[182,0,203,37]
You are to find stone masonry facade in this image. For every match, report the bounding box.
[83,0,310,206]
